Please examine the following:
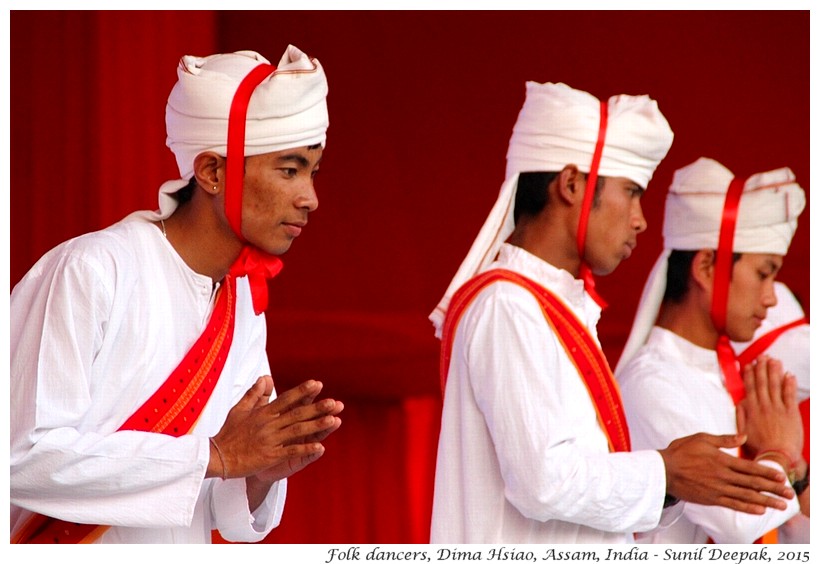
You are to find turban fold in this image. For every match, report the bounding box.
[616,157,806,374]
[430,82,673,337]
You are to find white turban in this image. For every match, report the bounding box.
[152,45,328,219]
[429,82,674,337]
[616,157,806,374]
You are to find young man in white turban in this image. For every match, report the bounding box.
[616,157,807,543]
[10,46,343,544]
[429,83,797,544]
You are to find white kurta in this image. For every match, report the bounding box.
[430,244,667,544]
[10,215,285,543]
[618,327,800,544]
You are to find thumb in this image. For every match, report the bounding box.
[235,377,269,412]
[736,405,747,435]
[709,433,747,449]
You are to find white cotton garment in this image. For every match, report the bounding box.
[618,327,800,543]
[430,243,668,544]
[10,216,285,543]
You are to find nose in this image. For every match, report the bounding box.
[298,180,319,213]
[632,200,648,234]
[762,280,778,309]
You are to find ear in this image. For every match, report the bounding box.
[690,249,716,292]
[555,164,583,205]
[192,152,225,195]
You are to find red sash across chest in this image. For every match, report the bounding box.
[440,269,631,453]
[12,276,238,544]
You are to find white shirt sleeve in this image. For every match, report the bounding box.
[621,355,799,543]
[10,252,211,527]
[461,284,667,533]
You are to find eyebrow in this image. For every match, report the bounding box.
[764,258,782,274]
[276,153,322,169]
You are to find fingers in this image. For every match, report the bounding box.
[715,491,783,514]
[275,402,343,443]
[766,358,784,408]
[736,404,747,436]
[743,362,757,405]
[753,356,772,409]
[724,456,792,498]
[696,432,746,450]
[252,375,274,408]
[233,376,273,413]
[266,379,324,414]
[782,372,797,410]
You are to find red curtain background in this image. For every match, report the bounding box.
[10,10,809,544]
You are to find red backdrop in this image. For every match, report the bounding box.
[10,10,809,544]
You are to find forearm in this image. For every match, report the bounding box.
[11,430,208,527]
[500,445,667,532]
[245,475,277,513]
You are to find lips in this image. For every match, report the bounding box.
[283,221,306,237]
[623,241,636,259]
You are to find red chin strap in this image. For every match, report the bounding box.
[711,176,747,404]
[224,63,284,315]
[576,100,609,309]
[225,63,277,240]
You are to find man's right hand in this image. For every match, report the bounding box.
[207,377,343,480]
[659,433,795,515]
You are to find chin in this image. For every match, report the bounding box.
[590,261,619,277]
[727,329,755,343]
[253,236,294,256]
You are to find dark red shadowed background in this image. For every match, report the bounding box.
[10,10,809,543]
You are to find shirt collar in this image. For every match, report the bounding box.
[490,243,601,325]
[648,326,721,374]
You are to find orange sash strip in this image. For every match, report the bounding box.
[12,276,238,544]
[440,269,630,453]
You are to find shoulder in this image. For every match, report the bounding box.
[617,337,678,397]
[461,278,546,328]
[13,218,157,296]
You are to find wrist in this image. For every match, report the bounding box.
[208,436,228,480]
[754,449,797,483]
[792,463,809,496]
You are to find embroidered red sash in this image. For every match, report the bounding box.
[12,276,238,544]
[440,269,631,453]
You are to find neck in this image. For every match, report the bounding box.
[161,202,243,283]
[656,298,720,350]
[507,214,582,278]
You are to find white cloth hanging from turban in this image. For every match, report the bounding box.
[615,157,806,374]
[430,82,674,337]
[149,45,328,220]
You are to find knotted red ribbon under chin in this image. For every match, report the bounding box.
[229,246,284,315]
[223,63,283,316]
[711,176,747,405]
